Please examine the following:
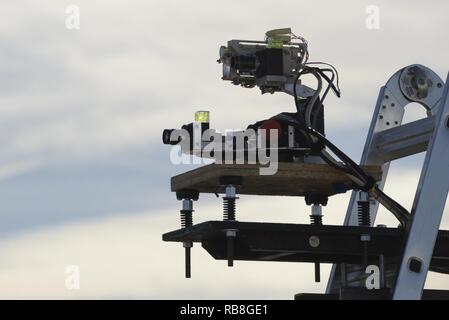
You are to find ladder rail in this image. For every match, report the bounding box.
[393,72,449,299]
[326,65,445,295]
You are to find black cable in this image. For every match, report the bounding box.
[320,71,334,103]
[281,118,362,177]
[293,67,319,113]
[286,119,410,226]
[316,68,339,101]
[304,69,323,127]
[292,68,363,179]
[306,64,341,128]
[370,187,409,227]
[307,127,410,226]
[293,70,306,113]
[316,69,339,98]
[306,61,341,93]
[292,63,409,226]
[293,66,340,129]
[306,127,369,182]
[311,68,335,128]
[318,148,359,175]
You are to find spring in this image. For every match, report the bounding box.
[357,200,371,226]
[180,209,193,228]
[223,197,236,221]
[310,215,323,225]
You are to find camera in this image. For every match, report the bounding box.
[163,28,341,164]
[218,28,309,94]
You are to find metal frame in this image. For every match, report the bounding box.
[165,64,449,299]
[393,73,449,299]
[326,65,449,299]
[163,221,449,269]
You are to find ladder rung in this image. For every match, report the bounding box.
[370,116,435,162]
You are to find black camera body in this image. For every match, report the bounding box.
[162,98,325,163]
[218,28,307,94]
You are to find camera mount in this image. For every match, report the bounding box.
[161,29,449,300]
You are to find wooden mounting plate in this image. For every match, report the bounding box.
[171,163,382,197]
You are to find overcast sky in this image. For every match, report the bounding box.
[0,0,449,299]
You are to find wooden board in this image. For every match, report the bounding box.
[171,163,382,197]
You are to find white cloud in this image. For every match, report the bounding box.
[0,206,327,299]
[1,0,449,299]
[0,168,447,299]
[1,0,448,170]
[0,158,42,181]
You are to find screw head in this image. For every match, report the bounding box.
[409,257,423,273]
[309,235,320,248]
[361,234,371,242]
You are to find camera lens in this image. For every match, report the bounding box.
[162,129,177,145]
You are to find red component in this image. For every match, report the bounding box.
[259,119,282,141]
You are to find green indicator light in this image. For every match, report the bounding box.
[195,111,210,123]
